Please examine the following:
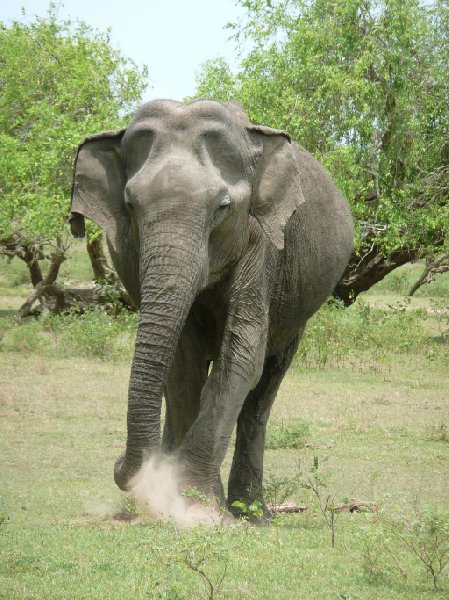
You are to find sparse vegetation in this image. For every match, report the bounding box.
[265,418,310,449]
[299,456,339,548]
[386,509,449,592]
[1,247,449,598]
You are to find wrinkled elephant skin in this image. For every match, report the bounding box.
[70,99,353,513]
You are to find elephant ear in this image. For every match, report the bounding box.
[248,126,305,250]
[70,130,129,252]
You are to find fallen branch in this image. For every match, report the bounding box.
[333,498,378,513]
[267,499,378,514]
[15,285,134,319]
[267,502,308,513]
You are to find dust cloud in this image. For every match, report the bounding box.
[128,456,222,528]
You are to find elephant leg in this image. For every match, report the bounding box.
[178,319,270,495]
[162,311,208,452]
[227,332,302,516]
[162,313,226,504]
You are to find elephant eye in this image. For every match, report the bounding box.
[219,195,231,209]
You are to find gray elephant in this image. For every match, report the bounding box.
[70,99,353,516]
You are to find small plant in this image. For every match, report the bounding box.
[0,499,9,529]
[294,298,432,372]
[182,486,213,506]
[386,509,449,591]
[114,495,141,521]
[94,274,125,315]
[230,500,264,521]
[360,534,390,583]
[174,526,230,599]
[263,472,299,517]
[300,456,339,547]
[430,297,449,342]
[358,519,407,583]
[427,423,449,443]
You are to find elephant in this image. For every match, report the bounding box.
[70,99,353,517]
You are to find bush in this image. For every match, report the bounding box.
[295,298,431,371]
[265,418,310,449]
[0,309,138,361]
[387,510,449,591]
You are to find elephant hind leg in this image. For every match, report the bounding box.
[227,331,303,516]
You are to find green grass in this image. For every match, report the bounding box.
[1,349,448,598]
[1,257,448,598]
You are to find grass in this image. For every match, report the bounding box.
[1,254,448,598]
[366,261,449,298]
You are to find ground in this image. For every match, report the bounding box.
[0,243,448,599]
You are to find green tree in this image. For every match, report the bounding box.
[196,0,449,302]
[0,5,148,301]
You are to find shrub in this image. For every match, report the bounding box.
[265,419,310,449]
[387,510,449,591]
[0,309,138,361]
[295,298,431,370]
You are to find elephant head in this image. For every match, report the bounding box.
[70,99,305,490]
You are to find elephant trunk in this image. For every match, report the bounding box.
[114,222,206,490]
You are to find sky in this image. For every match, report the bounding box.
[0,0,245,101]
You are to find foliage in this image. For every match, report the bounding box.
[0,5,147,271]
[265,418,310,448]
[1,290,447,367]
[359,517,409,582]
[295,297,435,370]
[300,455,339,547]
[196,0,449,263]
[359,509,449,591]
[173,526,231,599]
[0,499,9,529]
[1,290,449,598]
[181,486,214,506]
[387,510,449,591]
[114,496,141,521]
[230,499,264,520]
[263,471,300,514]
[0,308,138,361]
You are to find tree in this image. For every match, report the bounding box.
[196,0,449,303]
[0,6,148,313]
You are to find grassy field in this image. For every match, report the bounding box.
[1,248,448,599]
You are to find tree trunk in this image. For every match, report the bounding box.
[16,243,67,320]
[0,235,43,287]
[22,244,43,287]
[334,244,417,306]
[86,234,136,310]
[86,235,115,281]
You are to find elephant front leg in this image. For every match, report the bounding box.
[162,311,227,505]
[177,308,269,497]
